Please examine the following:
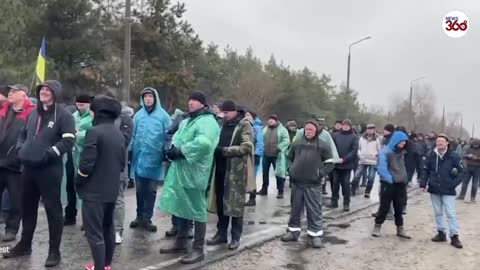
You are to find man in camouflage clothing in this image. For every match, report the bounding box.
[207,100,254,250]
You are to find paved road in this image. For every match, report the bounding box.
[204,190,480,270]
[0,173,387,270]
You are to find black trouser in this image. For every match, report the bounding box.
[65,151,77,221]
[0,169,22,234]
[405,157,416,184]
[215,165,243,241]
[375,182,406,226]
[82,201,115,269]
[459,166,480,200]
[332,169,351,206]
[262,156,285,192]
[177,217,206,250]
[20,165,63,253]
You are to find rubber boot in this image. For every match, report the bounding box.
[396,226,411,239]
[372,224,381,237]
[181,248,205,264]
[159,237,190,254]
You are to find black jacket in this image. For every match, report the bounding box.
[420,149,464,196]
[76,96,126,203]
[333,130,359,170]
[17,80,75,168]
[288,132,334,187]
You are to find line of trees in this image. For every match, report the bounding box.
[0,0,469,138]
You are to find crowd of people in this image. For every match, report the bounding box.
[0,82,474,269]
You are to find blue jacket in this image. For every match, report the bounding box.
[420,148,464,196]
[253,118,264,157]
[378,131,409,184]
[129,87,171,181]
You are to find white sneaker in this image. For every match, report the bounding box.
[115,232,123,244]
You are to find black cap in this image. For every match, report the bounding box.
[75,94,93,104]
[221,99,237,112]
[189,90,207,105]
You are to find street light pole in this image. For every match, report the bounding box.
[409,76,426,131]
[346,36,371,92]
[122,0,132,104]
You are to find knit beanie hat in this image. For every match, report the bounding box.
[189,90,207,105]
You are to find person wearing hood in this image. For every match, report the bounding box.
[281,120,334,248]
[351,124,381,198]
[419,134,464,249]
[294,117,339,195]
[458,138,480,202]
[257,115,290,198]
[206,100,254,250]
[74,95,126,270]
[286,120,298,143]
[129,87,171,232]
[330,119,359,211]
[64,94,94,226]
[159,90,220,264]
[163,108,194,239]
[244,110,264,206]
[102,94,135,245]
[0,84,35,242]
[371,131,411,239]
[4,80,76,267]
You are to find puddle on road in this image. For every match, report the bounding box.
[284,263,306,270]
[322,231,349,245]
[327,223,351,229]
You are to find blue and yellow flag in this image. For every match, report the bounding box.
[35,37,46,83]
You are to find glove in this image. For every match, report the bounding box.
[214,147,224,157]
[166,146,185,161]
[74,174,88,189]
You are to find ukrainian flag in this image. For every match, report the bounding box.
[35,37,46,83]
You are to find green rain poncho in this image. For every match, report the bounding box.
[159,109,220,222]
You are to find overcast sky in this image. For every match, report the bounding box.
[182,0,479,135]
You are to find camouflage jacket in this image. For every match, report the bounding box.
[208,116,254,217]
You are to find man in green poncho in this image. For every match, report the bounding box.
[64,94,93,225]
[159,91,220,264]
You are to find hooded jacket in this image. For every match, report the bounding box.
[0,99,35,171]
[129,87,171,181]
[253,118,264,157]
[377,131,408,184]
[464,139,480,168]
[159,107,220,222]
[420,147,464,196]
[76,95,126,202]
[17,80,76,168]
[72,109,93,170]
[288,123,334,187]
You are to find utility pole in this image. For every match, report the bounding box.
[459,115,463,139]
[122,0,132,104]
[441,105,445,133]
[409,76,426,131]
[472,124,475,139]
